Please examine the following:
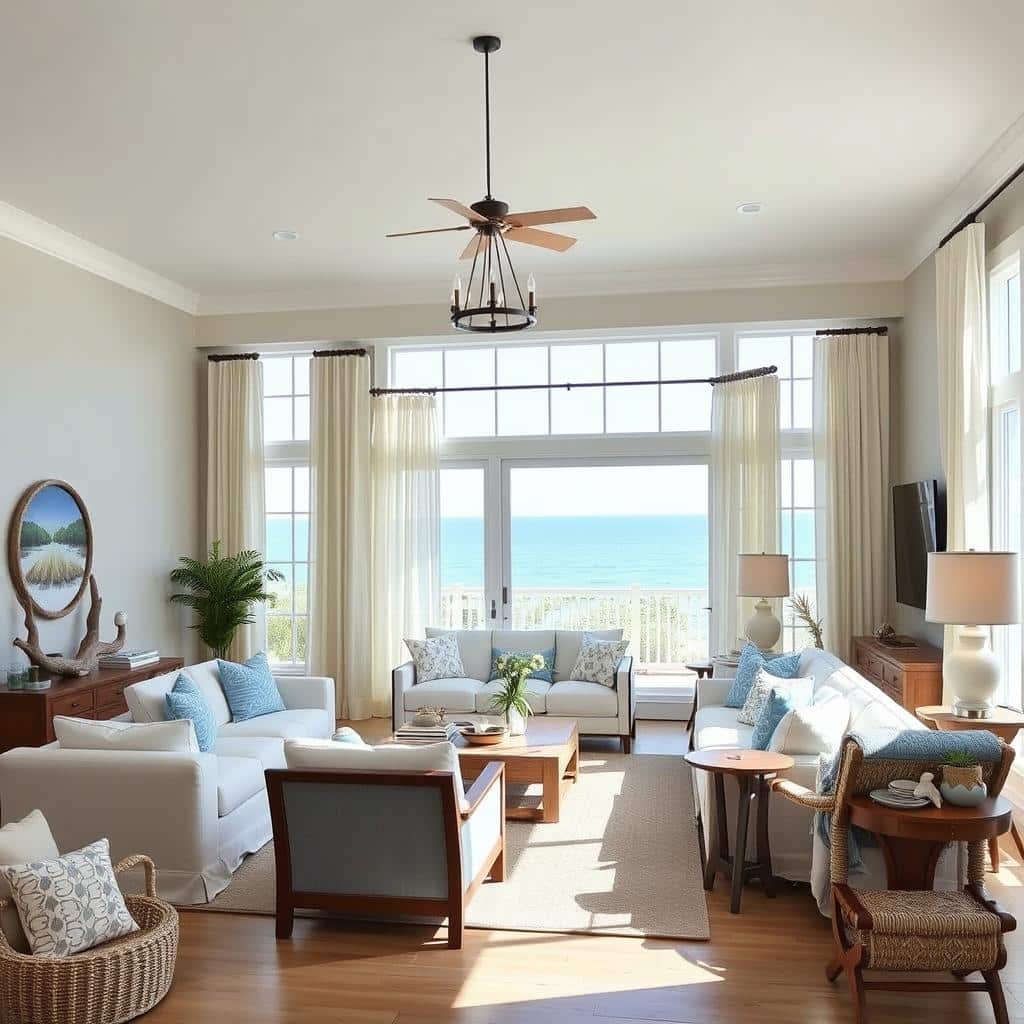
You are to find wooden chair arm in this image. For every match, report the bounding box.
[966,882,1017,933]
[770,777,836,811]
[462,761,504,820]
[834,883,873,930]
[113,854,157,897]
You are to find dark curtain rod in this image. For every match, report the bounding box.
[816,326,888,336]
[369,364,777,397]
[312,348,368,358]
[939,160,1024,249]
[208,348,368,362]
[207,352,259,362]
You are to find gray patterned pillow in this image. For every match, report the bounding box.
[1,838,138,957]
[405,633,465,682]
[569,634,629,688]
[737,668,812,727]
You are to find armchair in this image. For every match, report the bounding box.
[772,736,1017,1024]
[265,759,505,949]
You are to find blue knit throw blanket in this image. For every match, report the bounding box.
[816,727,1003,870]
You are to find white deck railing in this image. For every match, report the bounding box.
[439,585,709,665]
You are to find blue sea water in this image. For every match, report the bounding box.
[442,513,816,590]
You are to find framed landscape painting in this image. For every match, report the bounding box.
[8,480,93,619]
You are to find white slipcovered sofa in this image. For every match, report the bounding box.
[393,628,636,751]
[0,659,335,904]
[693,647,958,912]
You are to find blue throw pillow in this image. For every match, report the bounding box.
[751,681,812,750]
[724,643,802,708]
[165,673,218,752]
[217,652,286,722]
[488,647,555,684]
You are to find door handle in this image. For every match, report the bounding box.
[490,599,497,620]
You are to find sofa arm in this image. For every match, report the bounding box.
[392,660,417,730]
[274,675,335,715]
[0,748,220,875]
[615,655,635,736]
[696,677,733,710]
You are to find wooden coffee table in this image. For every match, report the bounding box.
[454,717,579,824]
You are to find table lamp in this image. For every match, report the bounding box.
[925,550,1020,719]
[737,553,790,651]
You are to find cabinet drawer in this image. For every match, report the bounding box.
[95,701,128,720]
[882,663,902,688]
[96,679,129,710]
[51,691,95,717]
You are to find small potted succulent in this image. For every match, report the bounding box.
[489,652,544,736]
[939,751,987,806]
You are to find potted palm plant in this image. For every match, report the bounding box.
[489,652,544,736]
[169,542,283,659]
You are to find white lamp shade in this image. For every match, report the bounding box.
[737,553,790,598]
[925,551,1021,625]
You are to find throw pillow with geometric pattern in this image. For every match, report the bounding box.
[0,838,138,958]
[405,633,466,682]
[569,634,629,688]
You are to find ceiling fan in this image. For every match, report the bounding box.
[386,35,596,263]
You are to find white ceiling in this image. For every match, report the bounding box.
[2,0,1024,312]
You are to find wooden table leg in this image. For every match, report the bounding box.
[756,773,776,897]
[990,835,1001,873]
[731,775,753,914]
[1011,818,1024,861]
[704,772,729,892]
[540,758,561,824]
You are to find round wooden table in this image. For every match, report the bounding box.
[686,661,713,679]
[848,794,1013,889]
[916,704,1024,870]
[685,749,794,913]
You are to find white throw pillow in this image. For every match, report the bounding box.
[284,738,468,809]
[737,667,809,727]
[405,633,465,682]
[1,838,138,958]
[0,810,59,953]
[768,695,850,755]
[54,715,199,753]
[569,634,629,688]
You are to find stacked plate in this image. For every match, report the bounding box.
[869,779,931,809]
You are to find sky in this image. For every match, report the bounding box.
[441,465,710,518]
[25,485,81,531]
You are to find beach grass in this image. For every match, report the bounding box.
[25,549,84,587]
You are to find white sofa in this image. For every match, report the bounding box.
[393,628,636,751]
[0,659,335,904]
[693,648,958,912]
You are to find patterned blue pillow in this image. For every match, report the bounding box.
[217,652,285,722]
[724,643,802,708]
[488,647,555,684]
[750,681,813,750]
[165,673,218,752]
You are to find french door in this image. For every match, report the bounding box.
[439,457,711,669]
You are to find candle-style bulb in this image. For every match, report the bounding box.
[527,273,536,295]
[527,272,537,312]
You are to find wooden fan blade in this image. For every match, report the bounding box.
[504,226,577,252]
[386,226,472,238]
[429,197,487,223]
[460,233,489,260]
[504,206,596,227]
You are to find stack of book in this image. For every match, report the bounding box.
[394,721,459,745]
[99,649,160,670]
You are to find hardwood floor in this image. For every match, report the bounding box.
[147,721,1024,1024]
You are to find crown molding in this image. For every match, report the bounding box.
[903,112,1024,277]
[196,257,903,316]
[0,201,199,314]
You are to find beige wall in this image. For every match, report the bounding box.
[0,237,201,663]
[196,280,904,347]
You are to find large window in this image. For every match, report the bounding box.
[780,458,822,650]
[262,354,313,670]
[736,331,813,429]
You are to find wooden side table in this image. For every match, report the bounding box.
[916,704,1024,871]
[685,748,794,913]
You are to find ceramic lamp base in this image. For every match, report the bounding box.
[946,626,1000,720]
[744,599,781,652]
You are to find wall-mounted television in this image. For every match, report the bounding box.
[893,480,946,609]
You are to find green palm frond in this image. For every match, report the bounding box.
[169,540,284,658]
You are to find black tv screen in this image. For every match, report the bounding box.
[893,481,945,609]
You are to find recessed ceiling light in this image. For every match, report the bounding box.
[736,202,763,215]
[272,229,300,241]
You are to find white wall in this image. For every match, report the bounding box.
[0,237,201,663]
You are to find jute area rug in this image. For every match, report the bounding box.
[186,751,709,940]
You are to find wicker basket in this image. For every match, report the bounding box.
[0,854,178,1024]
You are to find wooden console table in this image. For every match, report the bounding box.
[852,635,942,713]
[0,658,183,753]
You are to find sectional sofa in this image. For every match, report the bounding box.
[393,628,636,751]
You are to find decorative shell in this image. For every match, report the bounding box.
[413,706,447,727]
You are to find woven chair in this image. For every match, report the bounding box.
[772,736,1017,1024]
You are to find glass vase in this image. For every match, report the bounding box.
[505,705,528,737]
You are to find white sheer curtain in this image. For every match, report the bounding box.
[710,375,780,655]
[206,356,265,661]
[936,223,990,699]
[309,353,373,719]
[813,332,890,662]
[370,395,440,720]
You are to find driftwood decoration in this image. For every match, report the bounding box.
[14,574,127,677]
